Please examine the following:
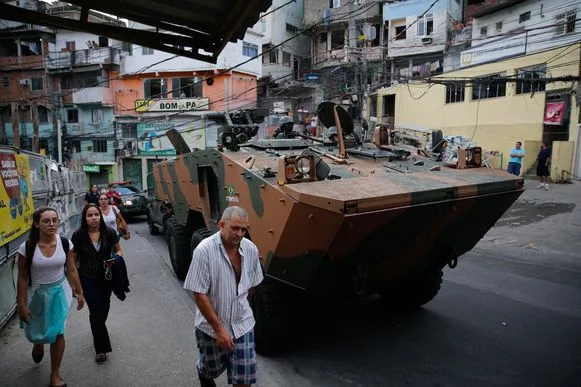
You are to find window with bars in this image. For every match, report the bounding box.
[515,66,546,94]
[555,10,577,35]
[92,140,107,153]
[2,76,8,87]
[472,74,506,100]
[445,83,465,104]
[142,46,154,55]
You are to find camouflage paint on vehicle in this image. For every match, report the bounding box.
[152,144,523,292]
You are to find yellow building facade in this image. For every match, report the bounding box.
[371,44,581,180]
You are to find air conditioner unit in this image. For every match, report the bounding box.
[421,36,433,44]
[19,79,30,86]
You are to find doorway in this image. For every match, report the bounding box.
[382,94,395,126]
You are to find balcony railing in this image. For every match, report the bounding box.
[46,47,120,70]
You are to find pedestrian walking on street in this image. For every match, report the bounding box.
[71,204,122,364]
[98,193,130,240]
[105,184,122,207]
[184,206,264,387]
[507,141,525,176]
[536,142,552,190]
[16,206,85,387]
[84,185,100,206]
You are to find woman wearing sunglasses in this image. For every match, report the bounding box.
[17,206,85,387]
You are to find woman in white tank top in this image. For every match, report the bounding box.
[98,193,118,233]
[16,206,85,387]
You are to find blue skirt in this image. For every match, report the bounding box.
[20,276,72,344]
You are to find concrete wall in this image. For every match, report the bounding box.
[552,141,575,182]
[471,0,581,50]
[54,30,123,52]
[120,30,263,77]
[372,44,581,175]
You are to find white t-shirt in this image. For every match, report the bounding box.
[101,206,118,232]
[18,237,74,285]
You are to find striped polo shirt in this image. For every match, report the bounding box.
[183,232,264,339]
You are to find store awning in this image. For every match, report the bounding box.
[0,0,271,63]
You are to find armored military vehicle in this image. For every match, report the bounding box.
[148,103,524,353]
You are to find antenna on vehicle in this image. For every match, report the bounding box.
[333,105,347,159]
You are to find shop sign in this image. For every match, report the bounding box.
[135,98,210,112]
[83,164,101,173]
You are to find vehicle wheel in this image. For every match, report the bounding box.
[380,269,443,308]
[251,279,295,355]
[166,217,192,280]
[147,214,160,235]
[191,228,212,254]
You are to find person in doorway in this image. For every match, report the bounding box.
[71,204,122,364]
[507,141,525,176]
[105,184,122,207]
[84,185,100,206]
[183,206,264,387]
[536,142,552,190]
[17,206,85,387]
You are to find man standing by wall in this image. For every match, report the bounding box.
[183,206,264,387]
[507,141,525,176]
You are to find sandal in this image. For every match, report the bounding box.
[95,353,107,364]
[32,345,44,364]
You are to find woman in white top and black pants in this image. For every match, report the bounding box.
[17,206,85,387]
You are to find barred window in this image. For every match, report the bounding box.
[472,74,506,100]
[446,83,465,103]
[515,66,546,94]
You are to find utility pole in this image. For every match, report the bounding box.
[31,100,39,153]
[11,102,20,148]
[348,0,362,133]
[57,118,63,164]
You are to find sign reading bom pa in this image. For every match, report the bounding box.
[135,98,210,112]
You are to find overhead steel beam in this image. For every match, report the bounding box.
[0,3,218,62]
[65,0,216,33]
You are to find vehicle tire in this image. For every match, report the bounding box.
[381,269,443,308]
[166,217,192,280]
[251,279,295,355]
[147,214,160,235]
[190,228,212,254]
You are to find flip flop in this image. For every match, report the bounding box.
[32,346,44,364]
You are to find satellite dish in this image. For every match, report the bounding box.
[316,102,354,136]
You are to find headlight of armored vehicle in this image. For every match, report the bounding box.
[123,200,133,206]
[278,155,316,184]
[295,157,312,175]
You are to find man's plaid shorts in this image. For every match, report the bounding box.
[195,328,257,385]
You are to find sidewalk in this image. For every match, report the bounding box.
[475,178,581,263]
[0,229,306,387]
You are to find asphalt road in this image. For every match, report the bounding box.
[1,180,580,387]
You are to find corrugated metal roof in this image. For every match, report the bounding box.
[0,0,272,63]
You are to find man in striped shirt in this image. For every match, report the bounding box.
[183,206,264,387]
